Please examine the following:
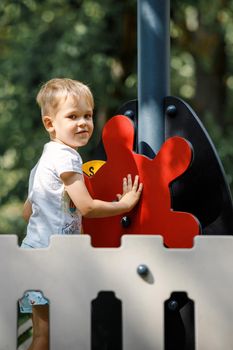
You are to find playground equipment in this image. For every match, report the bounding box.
[3,0,233,349]
[3,235,233,350]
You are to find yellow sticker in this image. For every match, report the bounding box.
[82,160,106,177]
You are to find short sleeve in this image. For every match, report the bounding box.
[53,145,83,176]
[28,163,38,199]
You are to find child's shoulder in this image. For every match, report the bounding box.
[43,141,76,156]
[43,141,82,163]
[45,141,77,152]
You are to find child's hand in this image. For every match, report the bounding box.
[116,174,143,212]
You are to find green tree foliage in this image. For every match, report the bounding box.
[171,0,233,189]
[0,0,232,237]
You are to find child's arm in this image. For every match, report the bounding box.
[22,198,32,222]
[61,172,143,218]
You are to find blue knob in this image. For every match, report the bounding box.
[137,264,149,276]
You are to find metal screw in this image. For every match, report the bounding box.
[168,300,179,311]
[137,264,149,277]
[124,110,135,118]
[121,216,131,228]
[166,105,177,117]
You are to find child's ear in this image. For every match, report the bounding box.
[42,115,54,133]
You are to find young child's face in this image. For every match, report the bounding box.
[50,95,94,149]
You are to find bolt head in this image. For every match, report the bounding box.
[124,110,135,118]
[121,216,131,228]
[137,264,149,276]
[168,300,179,311]
[166,105,177,117]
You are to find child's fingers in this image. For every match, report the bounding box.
[122,177,127,194]
[132,175,139,190]
[116,194,122,201]
[127,174,132,190]
[122,174,142,195]
[137,182,143,193]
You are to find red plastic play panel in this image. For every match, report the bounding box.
[83,115,200,248]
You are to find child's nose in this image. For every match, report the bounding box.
[78,116,86,126]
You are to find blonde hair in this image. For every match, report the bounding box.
[36,78,94,116]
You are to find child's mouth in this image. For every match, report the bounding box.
[77,130,88,134]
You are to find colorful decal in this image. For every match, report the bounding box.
[82,160,106,177]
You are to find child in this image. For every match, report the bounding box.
[19,78,143,350]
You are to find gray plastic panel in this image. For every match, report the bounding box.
[0,235,232,349]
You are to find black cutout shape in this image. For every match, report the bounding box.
[91,291,122,350]
[165,292,195,350]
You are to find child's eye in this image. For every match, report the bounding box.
[84,114,93,120]
[68,115,76,120]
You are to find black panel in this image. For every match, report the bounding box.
[165,96,233,235]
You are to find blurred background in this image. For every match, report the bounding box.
[0,0,232,241]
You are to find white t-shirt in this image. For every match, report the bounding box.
[22,141,83,248]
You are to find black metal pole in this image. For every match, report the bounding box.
[137,0,170,157]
